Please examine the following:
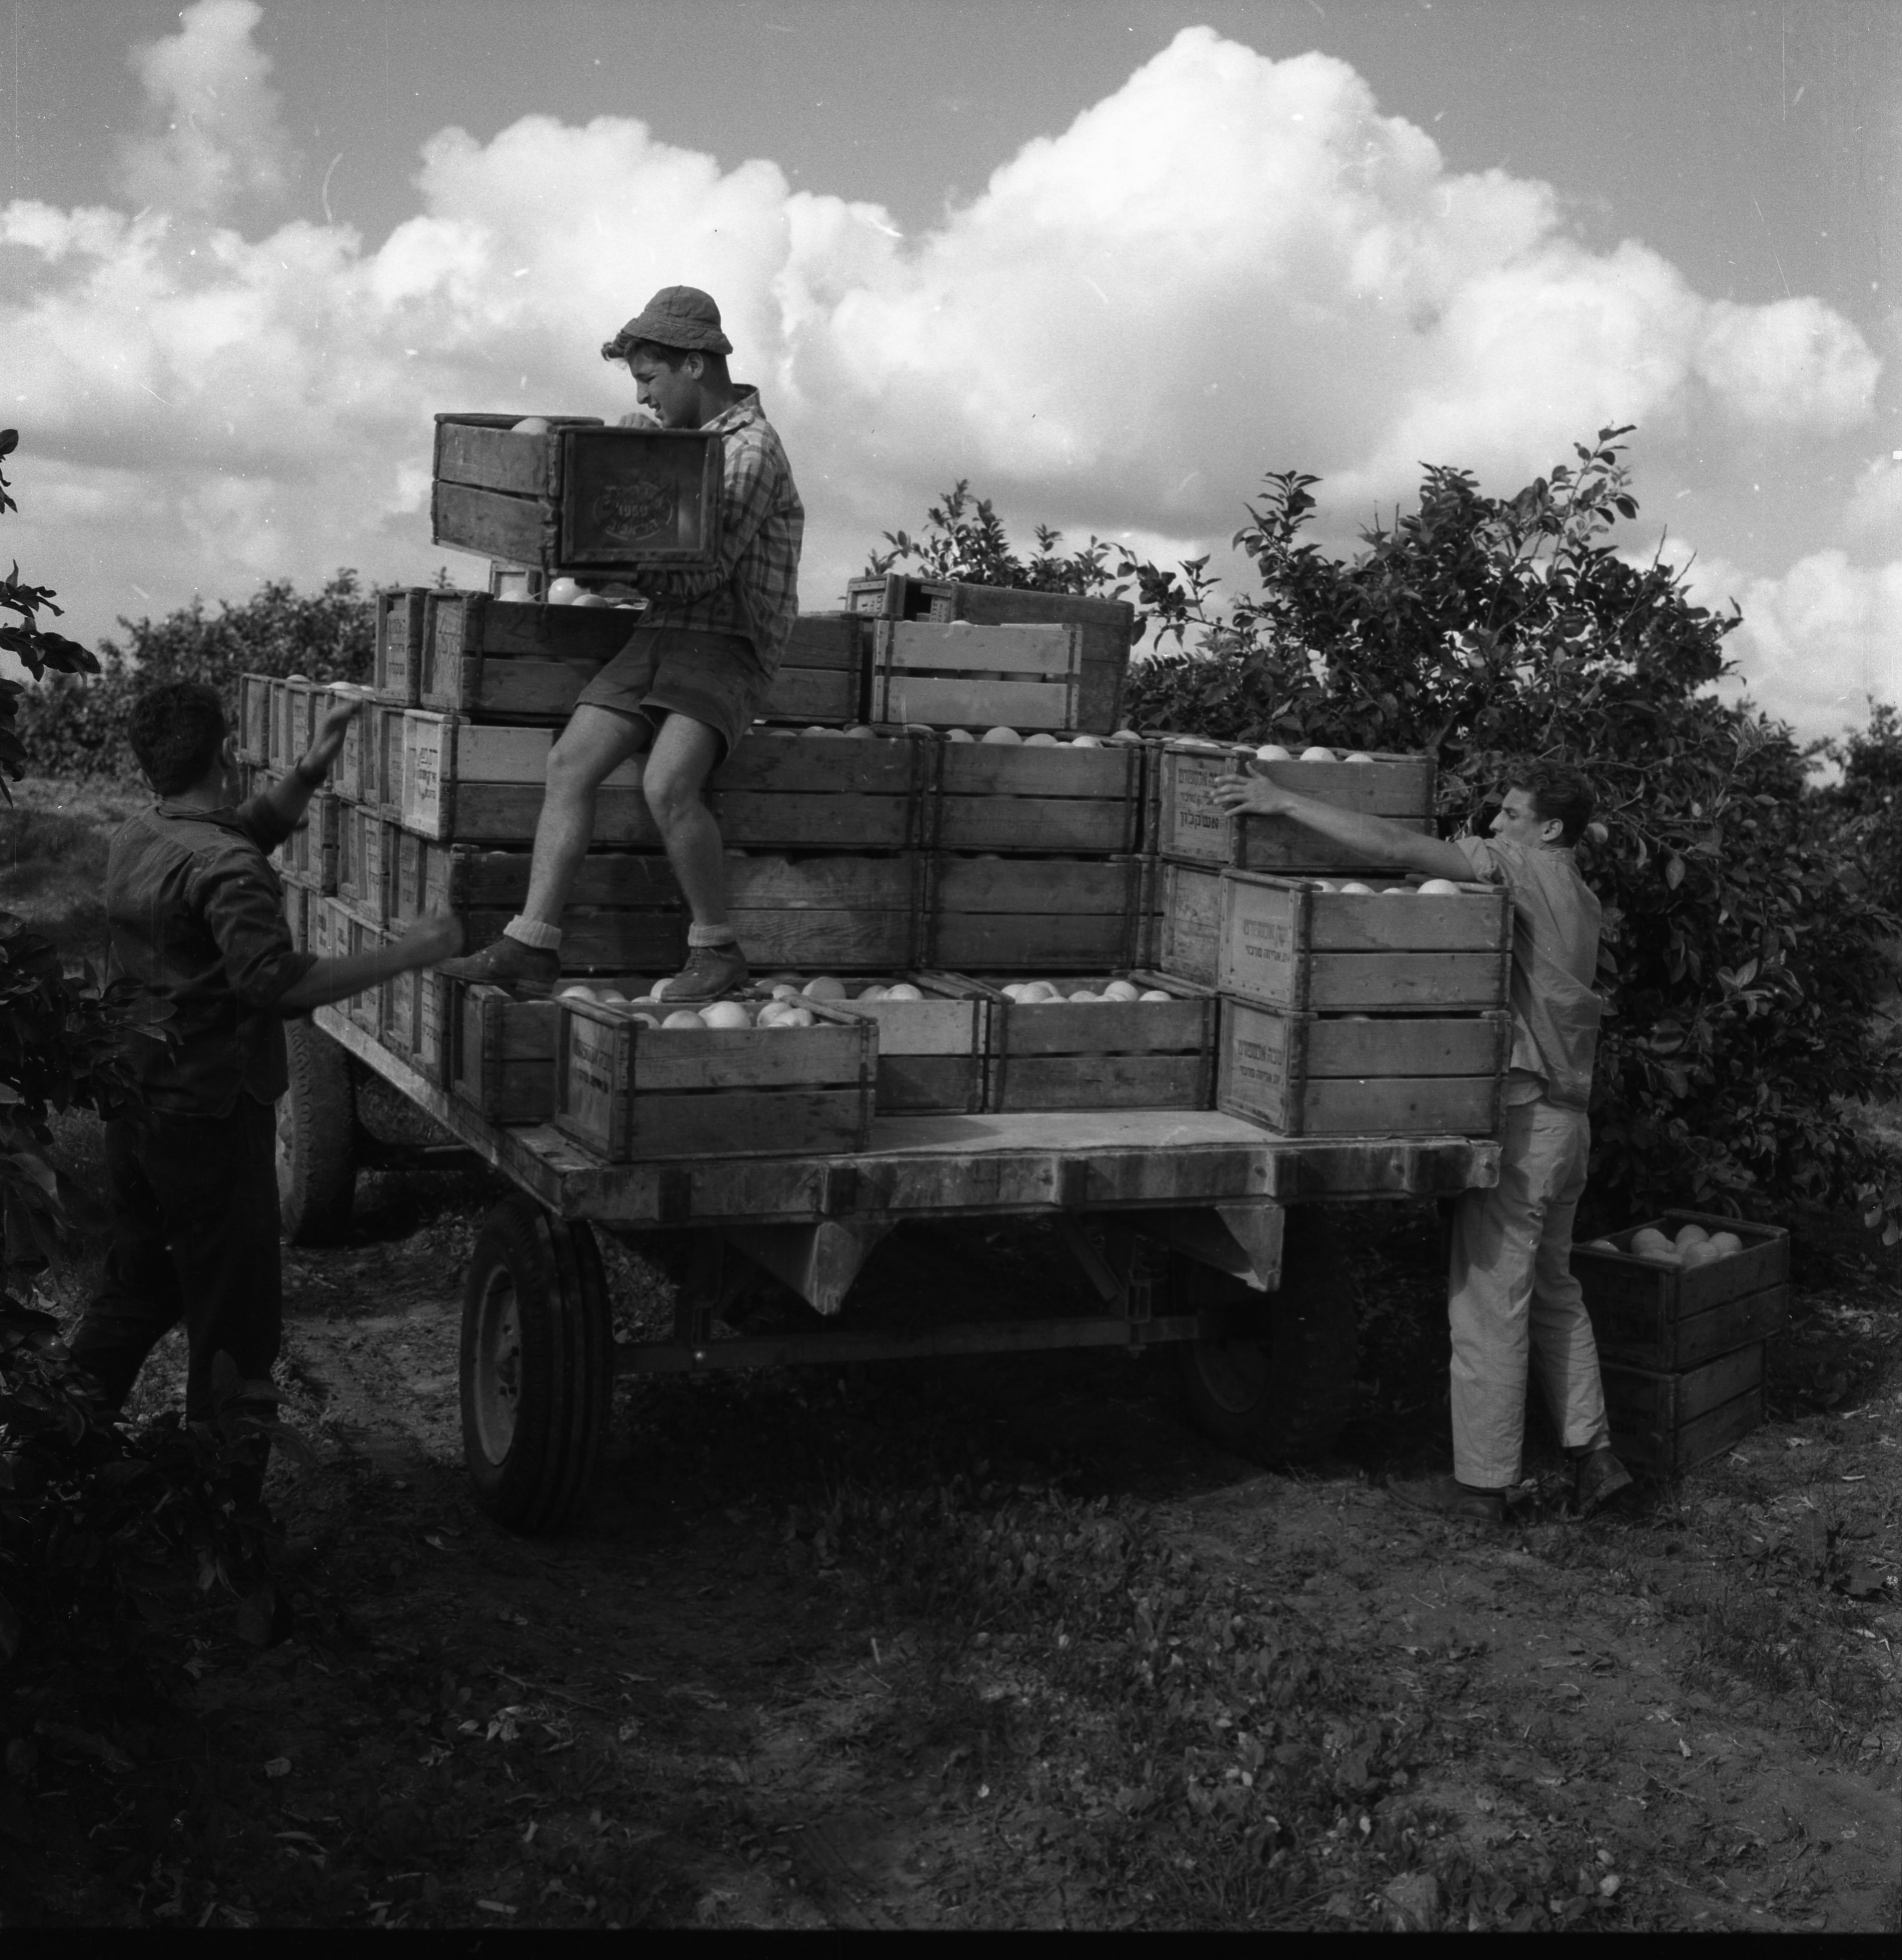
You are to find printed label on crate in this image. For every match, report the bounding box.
[1167,750,1235,854]
[591,477,676,545]
[1227,1017,1290,1097]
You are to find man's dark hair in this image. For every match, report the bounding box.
[598,335,728,378]
[128,681,228,795]
[1514,761,1595,846]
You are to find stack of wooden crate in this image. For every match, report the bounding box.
[1142,740,1513,1137]
[253,519,1167,1155]
[1569,1212,1788,1475]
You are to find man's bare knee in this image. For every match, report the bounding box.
[643,766,708,834]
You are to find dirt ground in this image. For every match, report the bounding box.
[13,1113,1897,1932]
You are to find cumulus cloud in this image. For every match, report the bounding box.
[1687,546,1902,746]
[113,0,290,219]
[2,9,1891,737]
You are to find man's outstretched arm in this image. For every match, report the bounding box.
[1210,772,1473,881]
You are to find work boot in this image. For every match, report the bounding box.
[436,934,560,991]
[661,942,750,1006]
[1572,1446,1635,1517]
[1387,1473,1505,1526]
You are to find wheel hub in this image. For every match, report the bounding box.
[471,1274,523,1462]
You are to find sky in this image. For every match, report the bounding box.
[3,0,1897,746]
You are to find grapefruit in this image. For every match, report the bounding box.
[802,977,847,1000]
[1023,732,1059,747]
[884,983,924,1002]
[1416,878,1462,896]
[1708,1231,1744,1257]
[945,728,976,742]
[981,726,1023,745]
[1255,743,1292,761]
[662,1010,707,1030]
[1299,745,1338,762]
[511,416,551,435]
[700,1001,752,1029]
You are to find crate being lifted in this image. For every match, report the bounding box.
[1151,741,1436,873]
[432,413,724,576]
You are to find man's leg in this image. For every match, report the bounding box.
[1448,1101,1544,1489]
[644,712,749,1003]
[1523,1106,1632,1510]
[67,1115,185,1411]
[440,704,650,985]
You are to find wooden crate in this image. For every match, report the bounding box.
[1217,999,1510,1138]
[819,973,991,1114]
[925,732,1142,854]
[432,413,724,575]
[450,983,561,1124]
[375,706,408,820]
[267,681,290,767]
[418,846,924,975]
[286,678,317,766]
[306,892,346,964]
[924,854,1148,972]
[421,595,862,727]
[401,721,927,850]
[956,970,1217,1113]
[759,613,869,725]
[848,574,1132,734]
[381,962,420,1061]
[1218,871,1511,1012]
[335,799,362,909]
[553,996,874,1162]
[1602,1345,1766,1477]
[1152,858,1222,986]
[334,700,368,801]
[343,916,386,1035]
[375,588,430,705]
[284,790,339,894]
[421,588,637,716]
[1151,742,1436,870]
[238,673,272,764]
[338,807,394,922]
[415,969,450,1085]
[870,619,1082,731]
[1572,1210,1790,1372]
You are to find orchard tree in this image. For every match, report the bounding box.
[872,433,1901,1242]
[16,569,385,781]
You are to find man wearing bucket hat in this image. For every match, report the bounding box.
[442,285,803,1004]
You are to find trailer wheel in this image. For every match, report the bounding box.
[460,1194,613,1536]
[277,1017,356,1245]
[1177,1209,1359,1463]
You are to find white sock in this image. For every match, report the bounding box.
[687,924,738,949]
[504,916,561,951]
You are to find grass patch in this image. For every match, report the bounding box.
[2,776,145,970]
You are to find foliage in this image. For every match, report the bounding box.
[876,438,1900,1239]
[1816,699,1902,918]
[0,430,102,794]
[17,567,383,781]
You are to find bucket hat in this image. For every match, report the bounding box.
[601,285,733,361]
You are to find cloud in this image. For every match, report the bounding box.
[1687,546,1902,745]
[2,11,1890,740]
[114,0,290,219]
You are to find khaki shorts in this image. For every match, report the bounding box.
[574,627,770,761]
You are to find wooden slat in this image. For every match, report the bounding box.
[432,479,555,567]
[989,1052,1212,1111]
[877,675,1074,730]
[885,620,1078,676]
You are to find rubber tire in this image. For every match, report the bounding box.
[277,1017,357,1246]
[460,1194,614,1536]
[1176,1208,1360,1463]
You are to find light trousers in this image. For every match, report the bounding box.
[1448,1098,1610,1488]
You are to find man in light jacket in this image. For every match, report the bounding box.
[1213,759,1632,1522]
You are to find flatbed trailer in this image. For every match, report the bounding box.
[289,1007,1500,1534]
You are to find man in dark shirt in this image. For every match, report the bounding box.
[69,681,460,1425]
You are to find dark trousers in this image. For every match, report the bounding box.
[70,1096,283,1424]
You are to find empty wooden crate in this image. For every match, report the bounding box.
[432,413,724,575]
[375,588,430,705]
[1217,999,1511,1137]
[870,620,1083,731]
[814,973,991,1114]
[924,855,1149,971]
[926,733,1142,854]
[1218,872,1511,1012]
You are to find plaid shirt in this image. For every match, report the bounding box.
[106,795,316,1118]
[628,388,803,669]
